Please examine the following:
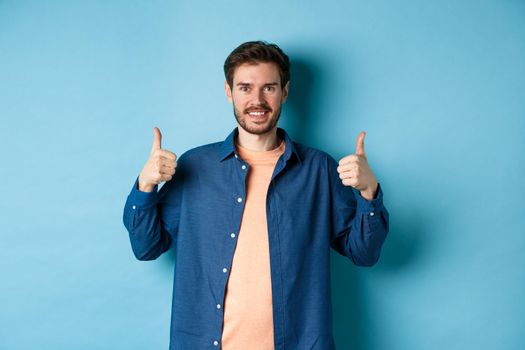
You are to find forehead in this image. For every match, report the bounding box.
[232,62,281,84]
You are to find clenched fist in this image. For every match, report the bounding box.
[337,131,378,201]
[138,127,177,192]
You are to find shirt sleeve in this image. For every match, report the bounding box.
[328,156,390,266]
[122,156,186,261]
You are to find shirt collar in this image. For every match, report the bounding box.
[218,127,302,165]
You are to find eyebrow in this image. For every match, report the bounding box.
[236,82,279,87]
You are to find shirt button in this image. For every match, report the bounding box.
[213,340,219,346]
[370,212,375,216]
[237,197,242,203]
[234,154,238,158]
[132,205,136,210]
[222,268,228,273]
[230,233,236,238]
[217,304,221,309]
[241,165,247,170]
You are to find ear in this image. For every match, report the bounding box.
[224,80,233,103]
[281,81,290,103]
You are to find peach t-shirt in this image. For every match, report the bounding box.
[221,139,285,350]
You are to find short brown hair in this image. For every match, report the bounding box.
[224,41,290,89]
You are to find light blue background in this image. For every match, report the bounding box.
[1,1,524,349]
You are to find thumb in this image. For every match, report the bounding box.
[152,127,162,151]
[356,131,366,158]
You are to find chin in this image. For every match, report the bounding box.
[242,124,275,135]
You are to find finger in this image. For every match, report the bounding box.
[151,127,162,152]
[159,173,173,182]
[154,172,173,182]
[160,164,176,175]
[155,158,176,172]
[153,149,177,160]
[160,161,177,170]
[338,154,359,166]
[342,177,358,187]
[157,156,177,168]
[339,171,352,180]
[356,131,366,159]
[339,169,357,180]
[337,163,357,173]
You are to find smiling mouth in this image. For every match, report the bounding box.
[246,108,271,117]
[248,111,267,116]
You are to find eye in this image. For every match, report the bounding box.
[239,86,249,92]
[264,86,276,92]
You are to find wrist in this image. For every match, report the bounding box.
[138,176,155,193]
[360,182,378,201]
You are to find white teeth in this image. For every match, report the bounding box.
[249,111,266,116]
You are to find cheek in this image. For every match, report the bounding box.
[232,96,246,108]
[268,94,283,105]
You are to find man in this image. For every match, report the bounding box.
[123,41,389,350]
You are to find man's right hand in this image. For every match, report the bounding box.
[138,127,177,192]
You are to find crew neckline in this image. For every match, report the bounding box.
[236,139,286,164]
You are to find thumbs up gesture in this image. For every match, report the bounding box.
[337,131,378,201]
[138,127,177,192]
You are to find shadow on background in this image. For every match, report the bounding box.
[283,58,318,145]
[376,208,426,271]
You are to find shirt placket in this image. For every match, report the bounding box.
[213,152,250,348]
[266,156,291,350]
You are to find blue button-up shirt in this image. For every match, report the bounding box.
[123,127,389,349]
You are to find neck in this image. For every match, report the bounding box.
[236,126,279,151]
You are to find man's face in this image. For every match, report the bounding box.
[225,62,289,136]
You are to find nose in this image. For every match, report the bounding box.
[252,88,265,105]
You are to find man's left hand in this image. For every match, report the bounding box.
[337,131,379,201]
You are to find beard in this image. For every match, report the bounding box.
[233,101,282,136]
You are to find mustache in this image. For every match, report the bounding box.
[245,104,272,113]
